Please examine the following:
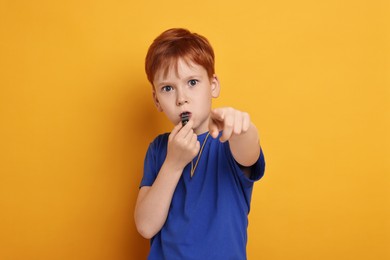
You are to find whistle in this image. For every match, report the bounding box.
[181,112,190,126]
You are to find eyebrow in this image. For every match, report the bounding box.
[156,82,172,88]
[155,75,202,87]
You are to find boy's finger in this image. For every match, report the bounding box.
[169,122,184,140]
[177,119,194,138]
[211,108,224,122]
[190,133,200,150]
[208,119,220,138]
[234,112,242,135]
[220,114,234,142]
[242,113,250,132]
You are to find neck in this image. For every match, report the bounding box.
[193,116,211,135]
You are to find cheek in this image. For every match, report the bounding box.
[157,95,172,107]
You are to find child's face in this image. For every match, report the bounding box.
[152,58,220,134]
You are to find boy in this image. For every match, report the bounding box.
[134,28,265,259]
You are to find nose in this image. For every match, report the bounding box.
[176,88,188,106]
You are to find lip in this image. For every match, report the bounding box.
[179,111,192,118]
[180,112,192,125]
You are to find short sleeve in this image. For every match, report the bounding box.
[249,148,265,181]
[139,134,169,188]
[224,142,265,186]
[140,142,158,188]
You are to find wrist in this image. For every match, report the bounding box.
[163,156,186,173]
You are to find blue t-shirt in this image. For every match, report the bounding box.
[140,131,265,260]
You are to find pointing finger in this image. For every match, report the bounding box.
[211,108,224,121]
[220,113,234,142]
[209,118,220,138]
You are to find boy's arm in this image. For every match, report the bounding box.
[134,121,200,239]
[209,108,261,174]
[134,161,184,239]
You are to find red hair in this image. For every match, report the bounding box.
[145,28,215,86]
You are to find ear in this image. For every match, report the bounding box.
[152,90,163,112]
[210,74,220,98]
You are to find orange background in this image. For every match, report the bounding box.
[0,0,389,259]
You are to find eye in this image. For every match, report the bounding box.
[188,79,198,87]
[162,85,173,92]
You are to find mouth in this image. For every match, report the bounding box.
[180,112,191,126]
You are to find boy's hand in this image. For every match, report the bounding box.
[209,107,251,142]
[166,120,200,169]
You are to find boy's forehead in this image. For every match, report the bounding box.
[154,58,203,81]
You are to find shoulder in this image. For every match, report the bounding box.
[213,134,265,182]
[141,133,170,187]
[145,133,170,163]
[149,133,170,150]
